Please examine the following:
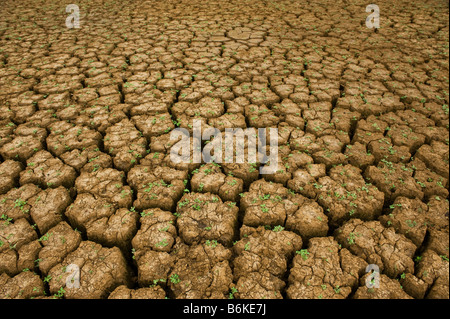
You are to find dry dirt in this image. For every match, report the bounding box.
[0,0,449,299]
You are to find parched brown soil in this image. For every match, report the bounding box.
[0,0,448,299]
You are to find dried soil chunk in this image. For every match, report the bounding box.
[246,86,280,107]
[330,108,360,133]
[411,161,449,200]
[65,193,138,250]
[104,119,147,172]
[316,164,384,227]
[8,102,36,126]
[335,219,416,278]
[235,271,285,299]
[272,99,304,125]
[351,116,387,145]
[415,250,449,299]
[131,169,185,212]
[311,135,349,168]
[425,197,449,232]
[285,201,329,242]
[108,285,166,299]
[73,87,98,104]
[387,125,426,154]
[75,168,132,208]
[134,249,174,287]
[132,208,177,253]
[61,147,112,173]
[233,226,302,299]
[26,110,58,129]
[128,159,188,188]
[0,120,15,148]
[0,160,23,194]
[279,151,315,178]
[287,237,367,299]
[0,218,38,276]
[245,104,279,128]
[0,272,44,299]
[20,150,76,189]
[423,198,449,258]
[353,273,413,299]
[415,141,449,180]
[264,147,315,186]
[168,242,233,299]
[190,163,244,202]
[0,183,41,221]
[213,130,264,187]
[38,221,81,275]
[36,91,70,111]
[11,123,46,144]
[129,102,170,116]
[0,135,43,162]
[85,207,139,251]
[176,192,238,246]
[16,240,41,273]
[83,73,113,88]
[149,132,182,154]
[29,186,72,234]
[240,179,307,228]
[233,226,302,279]
[365,161,424,203]
[221,162,261,188]
[344,142,375,170]
[207,113,247,132]
[124,88,176,107]
[399,273,428,299]
[367,137,411,164]
[262,155,292,186]
[172,97,225,119]
[401,112,448,145]
[424,229,449,260]
[75,104,128,134]
[46,121,102,157]
[287,169,319,198]
[379,197,428,247]
[131,112,175,140]
[48,241,130,299]
[225,96,250,114]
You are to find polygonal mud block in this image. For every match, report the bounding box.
[0,218,38,276]
[132,208,177,253]
[20,150,77,189]
[286,237,367,299]
[75,168,133,208]
[167,242,233,299]
[38,221,82,275]
[0,160,23,194]
[0,272,45,299]
[334,219,416,278]
[176,192,239,246]
[65,193,138,251]
[48,241,130,299]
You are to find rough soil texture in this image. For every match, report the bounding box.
[0,0,448,299]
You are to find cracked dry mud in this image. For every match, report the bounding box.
[0,0,449,299]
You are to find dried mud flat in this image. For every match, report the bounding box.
[0,0,449,299]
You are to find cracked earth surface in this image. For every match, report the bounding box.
[0,0,449,299]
